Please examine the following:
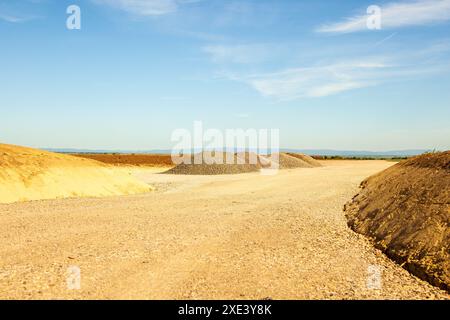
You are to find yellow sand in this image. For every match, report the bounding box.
[0,144,152,204]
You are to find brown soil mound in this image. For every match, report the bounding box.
[72,153,173,167]
[344,151,450,291]
[286,153,323,167]
[163,152,261,175]
[0,144,152,203]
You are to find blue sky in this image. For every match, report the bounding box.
[1,0,450,151]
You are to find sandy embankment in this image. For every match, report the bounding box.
[345,151,450,291]
[0,144,152,204]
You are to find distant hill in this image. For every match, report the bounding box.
[281,149,433,157]
[45,148,433,157]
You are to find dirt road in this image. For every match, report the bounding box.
[0,161,448,299]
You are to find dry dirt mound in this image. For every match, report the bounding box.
[344,151,450,291]
[286,153,322,167]
[72,153,173,167]
[163,152,261,175]
[0,144,152,204]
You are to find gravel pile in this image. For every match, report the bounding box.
[163,152,261,175]
[265,153,314,169]
[286,153,323,167]
[164,152,320,174]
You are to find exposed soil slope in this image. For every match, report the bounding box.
[72,153,173,167]
[0,144,152,203]
[344,152,450,291]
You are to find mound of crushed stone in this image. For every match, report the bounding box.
[164,152,320,175]
[163,152,261,175]
[268,153,314,169]
[286,153,322,167]
[344,151,450,291]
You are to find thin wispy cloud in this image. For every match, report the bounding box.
[0,0,44,23]
[317,0,450,33]
[94,0,203,16]
[220,41,450,100]
[94,0,177,15]
[0,13,28,23]
[372,32,397,48]
[229,61,386,100]
[0,13,41,23]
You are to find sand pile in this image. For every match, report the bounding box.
[163,152,261,175]
[344,151,450,291]
[286,153,322,167]
[0,144,152,204]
